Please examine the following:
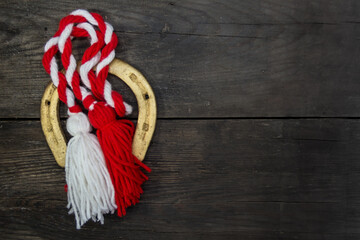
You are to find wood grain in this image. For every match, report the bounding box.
[1,1,359,239]
[0,119,359,239]
[0,0,360,118]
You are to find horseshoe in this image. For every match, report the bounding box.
[40,59,157,167]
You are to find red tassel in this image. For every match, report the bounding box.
[88,102,151,216]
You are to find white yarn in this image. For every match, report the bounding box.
[58,24,73,52]
[104,23,113,44]
[49,58,60,86]
[65,112,117,229]
[44,36,59,52]
[71,9,98,26]
[123,102,133,115]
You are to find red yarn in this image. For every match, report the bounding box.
[88,102,151,216]
[112,91,127,117]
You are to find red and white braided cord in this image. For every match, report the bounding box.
[42,14,97,113]
[71,10,132,116]
[43,9,131,115]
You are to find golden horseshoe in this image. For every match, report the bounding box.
[40,59,157,167]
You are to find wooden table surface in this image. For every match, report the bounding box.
[1,1,360,239]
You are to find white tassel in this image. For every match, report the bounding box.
[65,112,117,229]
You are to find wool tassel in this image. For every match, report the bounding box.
[65,112,117,229]
[88,102,151,216]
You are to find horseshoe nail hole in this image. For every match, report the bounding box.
[143,123,149,131]
[130,73,137,81]
[144,93,149,100]
[45,100,51,105]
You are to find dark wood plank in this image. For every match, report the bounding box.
[280,203,346,233]
[279,232,346,240]
[0,0,360,118]
[1,1,360,239]
[346,144,360,235]
[2,0,360,35]
[0,119,359,239]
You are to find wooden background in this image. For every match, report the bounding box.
[0,0,360,239]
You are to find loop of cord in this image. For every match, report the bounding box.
[70,10,132,116]
[43,9,131,116]
[55,9,131,116]
[43,18,97,112]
